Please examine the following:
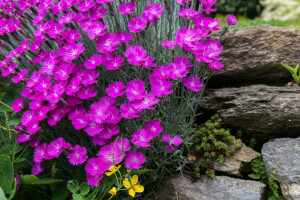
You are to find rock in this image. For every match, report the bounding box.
[214,142,258,176]
[209,25,300,87]
[262,137,300,200]
[199,84,300,140]
[154,175,266,200]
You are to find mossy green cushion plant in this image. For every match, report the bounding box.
[192,114,242,178]
[281,62,300,85]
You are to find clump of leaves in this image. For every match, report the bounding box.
[191,114,241,178]
[281,62,300,85]
[248,153,285,200]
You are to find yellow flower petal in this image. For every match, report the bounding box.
[108,165,115,171]
[123,179,132,189]
[105,171,113,176]
[128,188,136,197]
[133,185,144,193]
[117,165,121,169]
[108,187,117,195]
[131,175,138,186]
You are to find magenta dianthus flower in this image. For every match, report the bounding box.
[227,14,238,26]
[162,134,182,152]
[84,54,102,69]
[85,121,103,137]
[183,76,203,92]
[68,145,88,165]
[97,33,120,53]
[16,134,31,143]
[118,2,136,15]
[209,60,224,71]
[46,137,68,159]
[128,17,147,33]
[125,151,146,169]
[91,135,107,146]
[86,174,103,187]
[85,158,109,176]
[131,129,153,147]
[106,82,125,97]
[179,8,199,19]
[120,102,141,119]
[33,143,48,163]
[125,45,148,66]
[100,124,119,139]
[125,80,145,101]
[145,120,163,137]
[11,98,24,112]
[32,161,45,176]
[141,3,164,24]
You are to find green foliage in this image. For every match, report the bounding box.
[214,0,263,18]
[248,154,285,200]
[192,114,241,178]
[281,62,300,85]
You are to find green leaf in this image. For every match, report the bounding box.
[13,158,26,163]
[20,175,39,185]
[0,156,13,194]
[130,168,152,175]
[79,183,90,196]
[248,174,260,180]
[0,187,7,200]
[8,119,21,126]
[72,193,85,200]
[8,178,17,200]
[32,178,63,185]
[67,180,80,193]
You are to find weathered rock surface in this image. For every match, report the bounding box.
[209,25,300,87]
[214,142,258,176]
[262,137,300,200]
[154,175,266,200]
[199,84,300,140]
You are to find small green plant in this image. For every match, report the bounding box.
[281,62,300,85]
[192,114,241,178]
[249,138,257,149]
[248,153,285,200]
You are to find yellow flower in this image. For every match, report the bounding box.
[105,165,121,176]
[108,187,117,195]
[123,175,144,197]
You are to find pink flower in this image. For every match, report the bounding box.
[200,0,217,13]
[86,174,103,187]
[65,29,81,44]
[162,134,182,151]
[162,40,178,49]
[176,0,193,5]
[2,62,17,77]
[100,124,119,139]
[87,22,108,39]
[32,161,45,175]
[84,54,102,69]
[125,151,146,169]
[117,31,132,43]
[35,50,48,64]
[89,101,109,124]
[143,57,156,68]
[76,85,97,100]
[145,120,163,137]
[29,137,40,148]
[11,98,24,112]
[176,28,209,46]
[65,77,81,95]
[141,3,164,24]
[105,107,122,124]
[68,145,88,165]
[85,121,103,136]
[106,82,125,97]
[90,7,108,20]
[227,14,238,26]
[120,102,141,119]
[128,17,147,33]
[125,80,145,101]
[169,56,192,80]
[124,45,149,65]
[54,62,73,81]
[66,96,82,106]
[47,23,63,38]
[118,2,136,15]
[33,11,47,25]
[131,129,153,147]
[102,53,124,70]
[33,143,47,163]
[114,138,131,152]
[81,70,100,85]
[46,137,68,159]
[97,33,120,53]
[133,92,159,110]
[72,113,89,130]
[209,60,224,71]
[149,76,172,97]
[62,43,85,62]
[58,12,76,25]
[152,65,171,80]
[179,8,199,19]
[16,39,29,54]
[91,135,107,146]
[16,134,31,143]
[85,158,109,175]
[78,0,95,11]
[183,76,203,92]
[97,143,125,165]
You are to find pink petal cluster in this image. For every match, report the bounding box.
[162,134,182,151]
